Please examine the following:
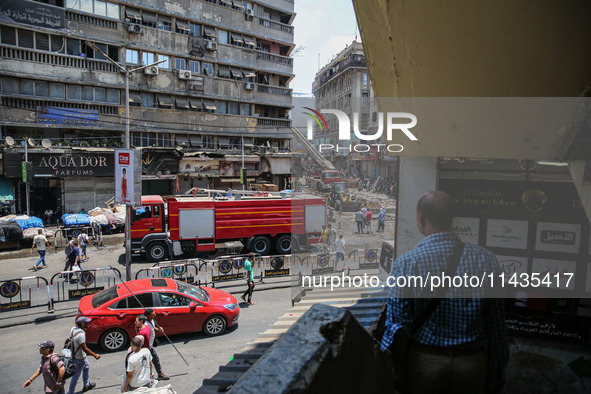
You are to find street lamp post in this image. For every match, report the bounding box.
[86,41,164,281]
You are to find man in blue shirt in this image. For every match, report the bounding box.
[381,191,508,393]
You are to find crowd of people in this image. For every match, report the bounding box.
[24,310,171,393]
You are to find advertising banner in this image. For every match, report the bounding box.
[115,149,141,206]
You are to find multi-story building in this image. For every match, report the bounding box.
[312,40,396,179]
[0,0,295,215]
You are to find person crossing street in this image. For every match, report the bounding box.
[32,229,51,271]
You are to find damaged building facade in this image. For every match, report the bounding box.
[0,0,295,214]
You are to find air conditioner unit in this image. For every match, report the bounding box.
[144,66,159,75]
[128,24,142,34]
[245,8,254,21]
[245,82,255,90]
[206,41,218,51]
[178,70,192,80]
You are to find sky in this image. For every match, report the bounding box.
[291,0,359,94]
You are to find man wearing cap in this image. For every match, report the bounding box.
[68,316,100,394]
[24,341,66,393]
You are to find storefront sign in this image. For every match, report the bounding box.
[115,149,141,206]
[179,159,220,177]
[0,0,65,29]
[451,217,480,244]
[535,222,581,254]
[486,219,528,250]
[37,107,98,126]
[32,153,114,177]
[68,287,104,300]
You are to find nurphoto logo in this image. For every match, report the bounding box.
[303,107,418,153]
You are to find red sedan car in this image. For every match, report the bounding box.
[77,278,240,351]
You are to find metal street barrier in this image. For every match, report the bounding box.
[0,276,50,312]
[136,261,202,284]
[48,267,122,312]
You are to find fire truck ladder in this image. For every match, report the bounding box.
[291,126,335,171]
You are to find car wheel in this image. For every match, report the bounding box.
[146,241,168,262]
[100,328,128,352]
[275,235,291,254]
[249,235,271,255]
[203,315,227,336]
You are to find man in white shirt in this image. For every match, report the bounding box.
[68,316,100,394]
[335,233,346,267]
[124,336,153,391]
[31,229,51,271]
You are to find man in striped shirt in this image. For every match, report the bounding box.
[381,191,508,393]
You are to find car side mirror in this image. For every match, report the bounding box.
[189,302,197,309]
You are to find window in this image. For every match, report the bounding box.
[158,133,170,147]
[202,135,214,149]
[189,23,200,37]
[141,93,155,107]
[36,33,49,51]
[18,29,35,48]
[189,60,200,74]
[1,26,16,45]
[51,35,64,52]
[132,132,141,146]
[126,293,154,308]
[240,103,251,116]
[107,89,120,104]
[216,100,227,114]
[35,81,49,97]
[50,83,65,99]
[142,11,157,28]
[20,80,33,95]
[362,92,368,106]
[67,0,120,18]
[202,26,216,40]
[67,85,81,100]
[94,0,107,16]
[1,77,18,94]
[228,101,239,115]
[229,137,240,149]
[362,72,368,86]
[372,112,377,122]
[142,51,155,66]
[157,15,171,32]
[106,2,119,18]
[176,19,190,35]
[126,49,138,64]
[218,30,228,44]
[142,132,156,147]
[94,87,106,102]
[175,58,187,70]
[158,54,170,69]
[153,205,161,218]
[158,293,193,307]
[202,62,213,76]
[81,86,93,101]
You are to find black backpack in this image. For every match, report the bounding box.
[50,353,76,380]
[54,328,83,380]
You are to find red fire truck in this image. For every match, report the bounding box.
[130,192,327,262]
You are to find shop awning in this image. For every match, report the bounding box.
[223,154,259,162]
[176,20,190,32]
[265,157,291,174]
[142,12,157,23]
[157,95,173,107]
[231,33,244,44]
[189,135,202,147]
[243,36,256,46]
[218,65,231,78]
[218,137,230,146]
[189,98,203,110]
[243,69,256,78]
[203,99,216,111]
[128,92,141,103]
[125,7,141,20]
[230,68,242,78]
[175,97,189,109]
[176,134,189,146]
[203,26,216,38]
[159,14,171,23]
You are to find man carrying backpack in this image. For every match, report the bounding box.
[78,229,89,261]
[68,316,100,394]
[23,340,66,393]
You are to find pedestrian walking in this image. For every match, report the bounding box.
[144,309,170,381]
[66,240,81,282]
[355,209,364,234]
[335,233,346,268]
[380,191,508,393]
[32,229,51,271]
[23,340,66,394]
[63,237,74,271]
[327,224,337,252]
[365,209,373,233]
[377,207,386,232]
[78,229,89,260]
[241,254,255,305]
[68,317,100,394]
[321,225,329,253]
[123,336,153,392]
[135,315,152,350]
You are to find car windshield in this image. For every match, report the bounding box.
[175,281,209,302]
[91,285,119,308]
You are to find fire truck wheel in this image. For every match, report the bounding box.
[146,241,168,262]
[249,235,271,255]
[275,235,291,254]
[203,315,226,336]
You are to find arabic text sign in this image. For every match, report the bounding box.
[0,0,65,29]
[535,222,581,254]
[37,107,98,127]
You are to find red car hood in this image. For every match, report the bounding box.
[204,287,237,305]
[78,292,100,315]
